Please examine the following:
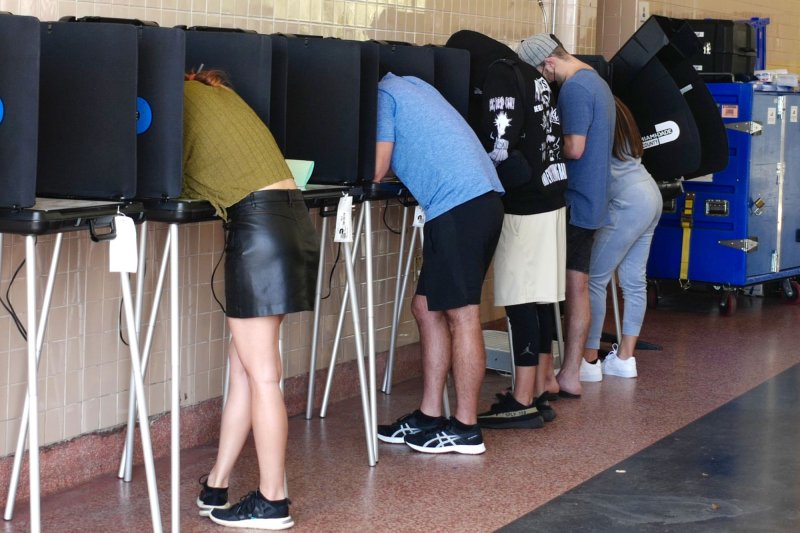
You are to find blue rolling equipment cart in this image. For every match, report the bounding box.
[647,82,800,313]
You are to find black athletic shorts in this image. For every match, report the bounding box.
[566,222,595,274]
[224,189,319,318]
[416,191,503,311]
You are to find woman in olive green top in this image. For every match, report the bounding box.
[187,70,317,530]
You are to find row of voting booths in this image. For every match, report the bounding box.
[1,9,753,532]
[0,11,472,533]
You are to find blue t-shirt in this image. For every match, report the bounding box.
[558,69,615,229]
[376,73,504,220]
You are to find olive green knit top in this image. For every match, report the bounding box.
[182,80,293,220]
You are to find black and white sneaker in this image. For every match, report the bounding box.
[404,418,486,455]
[377,409,446,444]
[196,475,230,516]
[477,392,544,429]
[535,394,557,422]
[209,490,294,530]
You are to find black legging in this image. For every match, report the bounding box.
[504,302,556,367]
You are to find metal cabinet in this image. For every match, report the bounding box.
[647,83,800,303]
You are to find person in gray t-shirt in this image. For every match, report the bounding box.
[519,33,615,398]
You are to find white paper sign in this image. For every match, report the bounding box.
[334,195,354,243]
[109,215,138,273]
[412,205,426,228]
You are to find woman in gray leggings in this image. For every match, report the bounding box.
[584,97,662,378]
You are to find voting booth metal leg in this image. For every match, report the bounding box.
[611,274,622,345]
[3,234,61,526]
[169,223,181,533]
[382,206,409,394]
[319,206,366,417]
[382,221,419,395]
[119,230,171,481]
[25,236,41,533]
[340,237,376,466]
[364,202,378,460]
[119,272,163,532]
[305,215,329,419]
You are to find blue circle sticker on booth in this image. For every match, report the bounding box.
[0,96,5,126]
[136,97,152,134]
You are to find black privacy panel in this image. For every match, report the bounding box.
[664,60,728,179]
[136,26,185,199]
[614,58,701,180]
[269,34,289,153]
[359,41,379,183]
[430,45,470,119]
[37,21,138,199]
[0,14,39,208]
[378,42,435,84]
[184,29,273,127]
[611,15,726,181]
[285,37,362,184]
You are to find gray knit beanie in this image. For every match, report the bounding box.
[518,33,560,67]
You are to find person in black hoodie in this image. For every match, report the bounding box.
[446,30,568,429]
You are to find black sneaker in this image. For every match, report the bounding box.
[535,394,557,422]
[209,490,294,530]
[404,418,486,455]
[477,392,544,429]
[377,409,447,444]
[197,475,230,516]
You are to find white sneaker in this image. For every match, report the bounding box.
[579,358,603,382]
[602,344,638,378]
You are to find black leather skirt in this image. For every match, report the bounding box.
[224,189,319,318]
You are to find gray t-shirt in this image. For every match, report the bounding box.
[609,155,654,200]
[558,69,615,229]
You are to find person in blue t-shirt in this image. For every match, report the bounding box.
[519,34,615,398]
[374,72,505,455]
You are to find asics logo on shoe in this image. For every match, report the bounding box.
[424,433,462,448]
[392,423,419,437]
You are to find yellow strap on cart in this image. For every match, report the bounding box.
[679,192,695,285]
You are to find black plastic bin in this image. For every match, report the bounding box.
[685,19,756,77]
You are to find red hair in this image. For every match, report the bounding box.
[185,69,231,88]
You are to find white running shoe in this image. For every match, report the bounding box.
[602,344,638,378]
[579,357,603,382]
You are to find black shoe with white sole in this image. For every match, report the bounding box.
[197,475,230,517]
[209,490,294,530]
[377,409,447,444]
[404,418,486,455]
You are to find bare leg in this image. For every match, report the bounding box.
[207,341,252,489]
[513,366,536,406]
[413,294,451,418]
[617,334,638,360]
[558,269,591,395]
[538,353,558,395]
[445,304,485,425]
[227,315,287,501]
